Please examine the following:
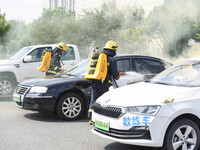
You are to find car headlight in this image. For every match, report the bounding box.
[125,105,161,116]
[29,86,48,94]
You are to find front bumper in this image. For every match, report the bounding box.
[14,93,55,112]
[92,111,169,147]
[93,125,151,139]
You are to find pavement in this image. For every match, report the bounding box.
[0,96,161,150]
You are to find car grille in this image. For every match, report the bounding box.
[15,85,30,95]
[93,102,122,118]
[94,126,151,140]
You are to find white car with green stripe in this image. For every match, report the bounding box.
[92,57,200,150]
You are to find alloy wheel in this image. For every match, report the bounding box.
[62,97,82,118]
[172,125,197,150]
[0,80,12,95]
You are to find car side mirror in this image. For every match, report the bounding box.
[23,55,32,62]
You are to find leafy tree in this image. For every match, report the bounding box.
[28,7,75,45]
[0,10,11,58]
[1,5,147,59]
[77,4,146,56]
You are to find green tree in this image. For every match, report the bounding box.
[77,4,146,55]
[2,5,147,59]
[0,10,11,58]
[28,7,75,45]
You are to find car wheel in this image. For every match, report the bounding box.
[163,119,200,150]
[56,93,84,121]
[0,75,16,95]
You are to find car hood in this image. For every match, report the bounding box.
[20,75,88,87]
[97,82,197,107]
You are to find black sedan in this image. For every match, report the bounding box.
[13,55,172,121]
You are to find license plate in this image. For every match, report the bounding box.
[13,94,20,102]
[95,119,109,131]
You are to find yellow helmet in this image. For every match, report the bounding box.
[57,42,69,51]
[104,40,118,50]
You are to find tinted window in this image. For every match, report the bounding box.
[28,47,52,62]
[134,58,164,74]
[62,47,75,60]
[116,59,130,72]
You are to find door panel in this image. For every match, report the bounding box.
[20,47,52,81]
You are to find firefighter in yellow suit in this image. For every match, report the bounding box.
[46,42,69,76]
[88,41,120,125]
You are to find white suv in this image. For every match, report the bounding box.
[0,44,80,95]
[92,57,200,150]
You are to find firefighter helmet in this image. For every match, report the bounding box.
[57,42,69,51]
[104,40,118,50]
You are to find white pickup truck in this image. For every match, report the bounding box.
[0,44,81,95]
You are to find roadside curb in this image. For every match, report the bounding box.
[0,95,12,101]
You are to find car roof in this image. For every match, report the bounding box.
[115,54,171,64]
[25,44,76,49]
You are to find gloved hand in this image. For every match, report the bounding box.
[59,69,66,74]
[119,72,126,75]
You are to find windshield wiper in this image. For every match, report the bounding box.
[152,81,170,85]
[64,73,74,76]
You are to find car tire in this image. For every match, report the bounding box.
[0,75,17,95]
[56,93,84,121]
[163,118,200,150]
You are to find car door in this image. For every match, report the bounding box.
[20,47,52,81]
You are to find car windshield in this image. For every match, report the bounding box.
[10,47,33,60]
[151,60,200,87]
[65,59,89,76]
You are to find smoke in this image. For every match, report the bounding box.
[172,39,200,63]
[141,0,200,64]
[81,0,200,66]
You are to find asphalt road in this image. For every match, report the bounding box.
[0,97,161,150]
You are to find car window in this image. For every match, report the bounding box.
[134,58,164,74]
[62,47,75,60]
[10,47,33,60]
[28,47,52,62]
[116,59,130,72]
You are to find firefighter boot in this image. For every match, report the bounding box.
[89,118,92,125]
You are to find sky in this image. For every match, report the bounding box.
[0,0,164,24]
[0,0,43,23]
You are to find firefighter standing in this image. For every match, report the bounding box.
[46,42,69,76]
[88,40,120,124]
